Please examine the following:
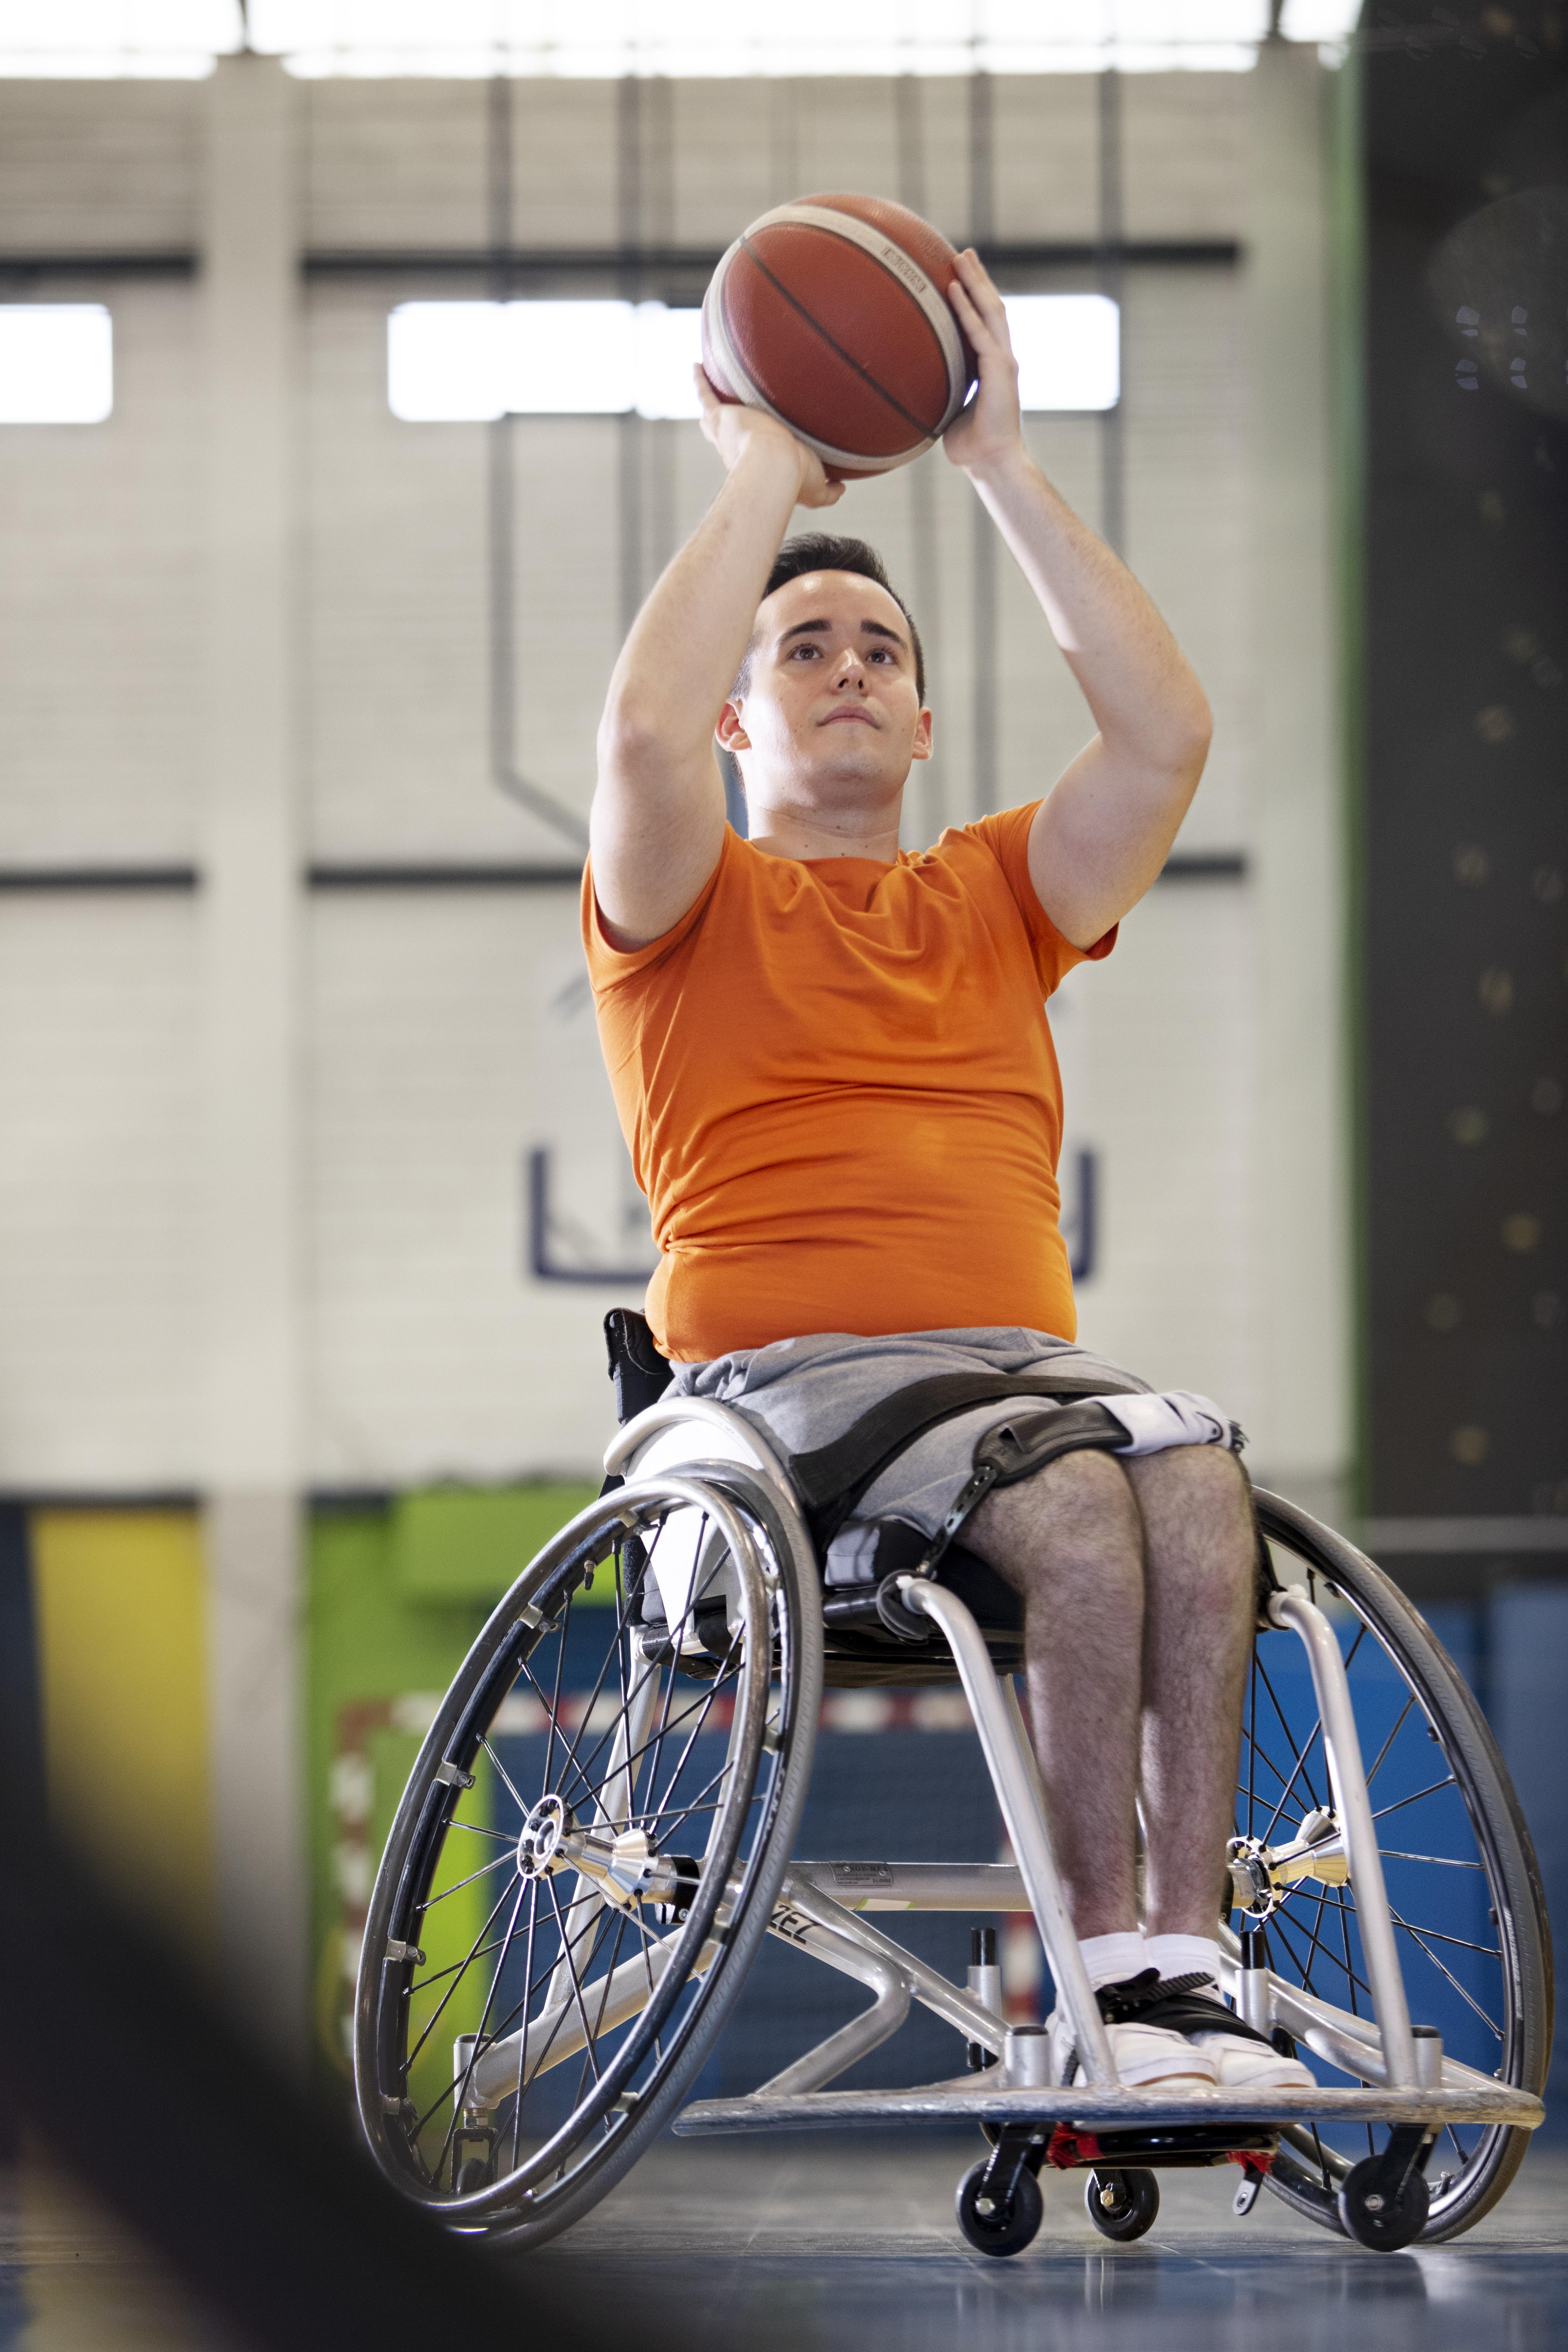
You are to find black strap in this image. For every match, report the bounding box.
[1063,1968,1272,2083]
[756,1368,1144,1547]
[918,1399,1132,1573]
[603,1307,675,1427]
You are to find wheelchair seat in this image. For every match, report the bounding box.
[605,1304,1024,1686]
[352,1307,1552,2263]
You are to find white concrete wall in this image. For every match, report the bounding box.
[0,63,1344,1507]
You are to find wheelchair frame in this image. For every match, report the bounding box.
[355,1389,1548,2256]
[612,1400,1540,2143]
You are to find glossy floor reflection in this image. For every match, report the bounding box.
[2,2138,1565,2351]
[524,2136,1568,2352]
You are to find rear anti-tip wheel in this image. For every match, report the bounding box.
[1085,2168,1160,2242]
[1337,2154,1431,2252]
[955,2159,1044,2258]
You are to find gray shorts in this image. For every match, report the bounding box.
[672,1326,1153,1549]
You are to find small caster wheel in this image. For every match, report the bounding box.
[955,2159,1045,2258]
[1336,2154,1430,2251]
[1085,2168,1160,2242]
[454,2155,490,2195]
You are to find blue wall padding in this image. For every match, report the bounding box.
[1491,1584,1568,2130]
[705,1724,1006,2097]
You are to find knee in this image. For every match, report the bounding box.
[1132,1446,1256,1601]
[1031,1445,1141,1539]
[970,1446,1142,1596]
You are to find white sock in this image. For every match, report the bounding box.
[1145,1932,1222,1987]
[1076,1931,1148,1991]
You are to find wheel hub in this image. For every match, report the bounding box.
[516,1792,570,1877]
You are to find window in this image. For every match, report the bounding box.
[388,301,704,423]
[389,294,1119,422]
[1008,294,1120,413]
[0,306,114,424]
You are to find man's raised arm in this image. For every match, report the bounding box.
[944,252,1214,949]
[591,383,842,950]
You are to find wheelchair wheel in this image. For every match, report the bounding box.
[1242,1492,1552,2244]
[1085,2167,1159,2242]
[353,1465,821,2250]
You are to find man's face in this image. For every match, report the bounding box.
[717,570,932,818]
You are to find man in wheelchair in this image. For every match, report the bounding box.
[583,249,1313,2100]
[354,247,1544,2257]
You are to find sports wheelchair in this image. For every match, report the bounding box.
[355,1312,1550,2257]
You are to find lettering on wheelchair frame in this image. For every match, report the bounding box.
[769,1902,817,1946]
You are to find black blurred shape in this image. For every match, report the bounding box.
[1364,7,1568,1545]
[0,1773,647,2351]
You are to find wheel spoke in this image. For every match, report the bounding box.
[1363,1692,1416,1789]
[539,1573,644,1804]
[1387,1918,1501,1961]
[478,1734,532,1822]
[402,1879,518,2074]
[1371,1775,1458,1822]
[1388,1908,1505,2038]
[1254,1647,1325,1816]
[420,1849,518,1906]
[1378,1850,1485,1870]
[648,1648,741,1826]
[427,1875,532,2166]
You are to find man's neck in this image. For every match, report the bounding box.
[745,802,904,865]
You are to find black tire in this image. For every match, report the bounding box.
[354,1467,821,2250]
[955,2159,1045,2257]
[1337,2153,1431,2252]
[1245,1492,1552,2244]
[1085,2168,1160,2242]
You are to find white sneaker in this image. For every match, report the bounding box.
[1128,1970,1318,2092]
[1046,1995,1218,2090]
[1190,2029,1317,2092]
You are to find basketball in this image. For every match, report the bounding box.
[701,193,979,480]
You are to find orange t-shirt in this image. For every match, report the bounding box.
[581,804,1114,1362]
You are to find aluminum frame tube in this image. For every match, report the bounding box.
[776,1875,1005,2052]
[789,1861,1029,1911]
[1268,1587,1419,2087]
[903,1580,1117,2085]
[756,1924,912,2096]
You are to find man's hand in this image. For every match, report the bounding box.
[695,368,845,510]
[941,249,1024,477]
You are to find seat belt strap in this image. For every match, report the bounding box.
[752,1367,1145,1547]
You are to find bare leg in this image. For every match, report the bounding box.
[1124,1446,1257,1936]
[965,1444,1258,1941]
[965,1450,1144,1938]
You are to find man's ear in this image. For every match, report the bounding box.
[717,700,751,752]
[910,706,934,763]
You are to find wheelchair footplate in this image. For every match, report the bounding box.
[672,2075,1544,2135]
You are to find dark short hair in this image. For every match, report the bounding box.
[732,533,926,705]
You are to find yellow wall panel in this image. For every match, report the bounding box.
[31,1510,215,1960]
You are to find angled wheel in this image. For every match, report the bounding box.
[1085,2168,1159,2242]
[1337,2152,1430,2252]
[354,1466,821,2250]
[955,2159,1044,2257]
[1239,1493,1552,2244]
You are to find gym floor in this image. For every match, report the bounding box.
[5,2137,1566,2352]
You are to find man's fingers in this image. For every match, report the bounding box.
[948,274,1003,355]
[951,251,1013,348]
